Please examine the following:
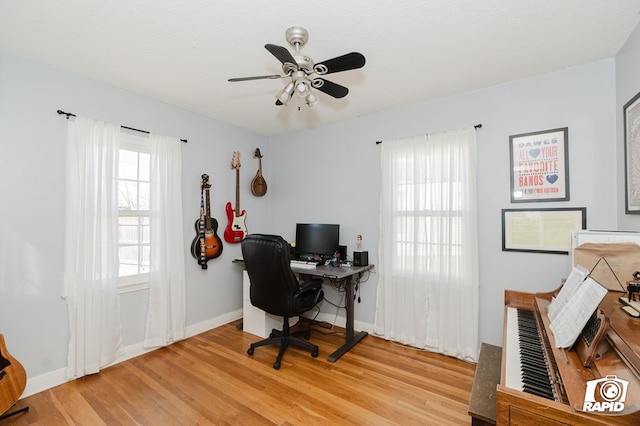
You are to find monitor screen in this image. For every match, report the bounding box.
[294,223,340,260]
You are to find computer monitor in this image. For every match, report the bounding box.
[294,223,340,260]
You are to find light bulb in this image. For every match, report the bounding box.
[305,92,318,107]
[295,80,309,96]
[276,82,294,105]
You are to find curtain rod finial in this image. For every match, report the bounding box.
[57,109,74,119]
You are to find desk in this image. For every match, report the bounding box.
[234,259,373,362]
[291,263,374,362]
[240,270,298,338]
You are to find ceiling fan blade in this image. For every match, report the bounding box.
[313,78,349,99]
[228,74,286,82]
[265,43,297,65]
[315,52,365,75]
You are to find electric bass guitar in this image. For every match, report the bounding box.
[250,148,267,197]
[190,174,223,268]
[224,152,248,243]
[0,334,27,418]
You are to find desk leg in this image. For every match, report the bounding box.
[327,273,368,362]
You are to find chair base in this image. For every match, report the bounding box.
[247,320,319,369]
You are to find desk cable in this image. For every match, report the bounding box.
[310,269,372,333]
[310,291,346,335]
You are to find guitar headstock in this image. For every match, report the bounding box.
[253,148,263,159]
[230,151,241,170]
[200,173,211,189]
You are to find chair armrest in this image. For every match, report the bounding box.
[299,278,323,292]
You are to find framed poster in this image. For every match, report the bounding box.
[624,91,640,213]
[502,207,586,254]
[509,127,569,202]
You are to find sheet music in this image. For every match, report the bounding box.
[549,276,608,348]
[547,265,589,321]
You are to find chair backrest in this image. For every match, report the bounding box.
[241,234,299,317]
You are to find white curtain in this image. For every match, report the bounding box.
[374,126,479,362]
[64,116,123,378]
[144,134,186,347]
[64,117,186,378]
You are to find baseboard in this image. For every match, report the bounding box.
[22,308,243,398]
[22,368,68,399]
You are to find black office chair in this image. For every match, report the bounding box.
[241,234,324,369]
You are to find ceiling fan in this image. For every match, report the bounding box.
[228,26,365,107]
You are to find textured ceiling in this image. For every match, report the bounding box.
[1,1,640,136]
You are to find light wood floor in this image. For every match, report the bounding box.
[4,319,477,425]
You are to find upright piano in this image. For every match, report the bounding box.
[497,288,640,425]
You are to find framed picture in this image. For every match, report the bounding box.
[509,127,569,202]
[502,207,586,254]
[624,91,640,214]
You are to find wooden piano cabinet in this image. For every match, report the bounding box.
[508,406,570,426]
[496,384,636,425]
[500,289,640,425]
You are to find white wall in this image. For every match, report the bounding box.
[617,22,640,231]
[1,29,636,395]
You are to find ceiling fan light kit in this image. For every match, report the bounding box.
[277,81,295,105]
[229,26,365,108]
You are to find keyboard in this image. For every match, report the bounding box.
[290,260,317,269]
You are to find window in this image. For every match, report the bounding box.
[65,116,187,364]
[118,133,150,290]
[393,153,464,277]
[376,128,479,360]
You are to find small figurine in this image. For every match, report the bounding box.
[627,271,640,302]
[331,250,340,267]
[356,234,362,251]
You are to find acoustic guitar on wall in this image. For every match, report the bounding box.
[250,148,267,197]
[224,152,248,243]
[190,174,223,268]
[0,334,28,420]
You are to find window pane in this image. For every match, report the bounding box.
[138,182,149,210]
[141,219,150,244]
[119,180,139,210]
[141,246,150,274]
[119,226,138,245]
[119,264,139,277]
[118,217,137,243]
[119,150,138,180]
[139,152,150,182]
[119,246,139,276]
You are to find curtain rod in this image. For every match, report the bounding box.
[57,110,188,143]
[375,124,482,145]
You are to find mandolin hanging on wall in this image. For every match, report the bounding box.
[250,148,267,197]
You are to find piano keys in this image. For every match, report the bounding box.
[504,307,556,400]
[496,288,640,425]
